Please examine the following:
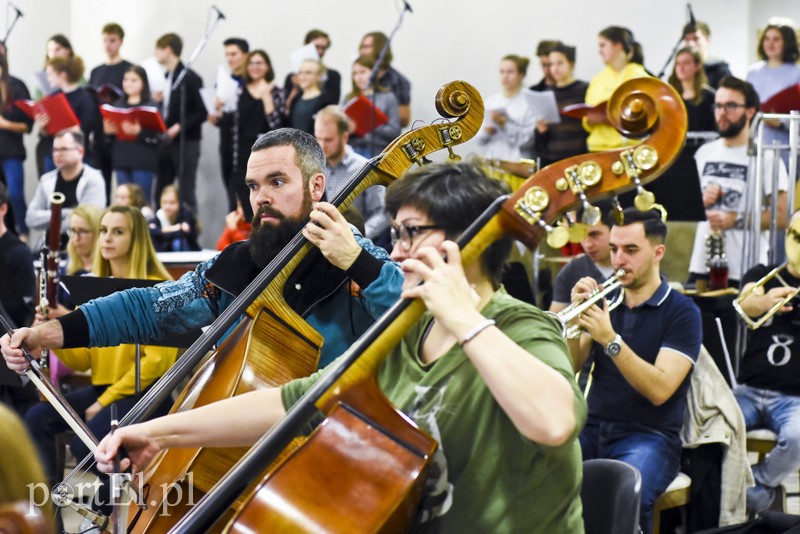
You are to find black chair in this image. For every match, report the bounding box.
[582,459,642,534]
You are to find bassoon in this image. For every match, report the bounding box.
[38,191,65,374]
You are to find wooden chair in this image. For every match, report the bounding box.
[653,472,691,534]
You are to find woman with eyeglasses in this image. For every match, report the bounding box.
[226,50,286,216]
[27,205,178,507]
[746,22,800,167]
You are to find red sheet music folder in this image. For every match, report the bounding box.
[342,95,389,137]
[100,104,167,141]
[560,101,607,120]
[13,93,80,135]
[760,83,800,114]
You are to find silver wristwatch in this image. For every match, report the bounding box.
[604,334,622,358]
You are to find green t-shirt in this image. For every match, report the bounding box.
[282,289,586,533]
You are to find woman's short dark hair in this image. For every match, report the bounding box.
[384,162,512,287]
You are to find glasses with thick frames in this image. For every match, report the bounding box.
[713,102,746,112]
[390,224,445,251]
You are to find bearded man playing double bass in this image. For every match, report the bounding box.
[2,128,402,373]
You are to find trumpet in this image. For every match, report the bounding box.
[548,269,626,338]
[732,263,800,329]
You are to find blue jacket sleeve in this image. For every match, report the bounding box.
[351,232,403,319]
[78,255,225,347]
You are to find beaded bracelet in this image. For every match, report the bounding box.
[459,319,496,346]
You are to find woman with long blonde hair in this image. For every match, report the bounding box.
[25,206,177,511]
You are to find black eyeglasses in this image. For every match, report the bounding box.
[390,224,444,251]
[713,102,747,112]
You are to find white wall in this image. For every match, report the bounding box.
[2,0,798,247]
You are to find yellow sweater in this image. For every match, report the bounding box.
[583,63,650,151]
[54,343,178,407]
[54,275,178,407]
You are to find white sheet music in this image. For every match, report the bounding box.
[199,88,216,117]
[31,70,55,96]
[140,56,166,95]
[522,89,561,124]
[215,65,238,113]
[289,42,320,74]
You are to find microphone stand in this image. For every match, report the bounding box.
[656,34,685,81]
[365,1,412,156]
[170,6,224,227]
[1,2,23,44]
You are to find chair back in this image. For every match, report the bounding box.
[582,458,642,534]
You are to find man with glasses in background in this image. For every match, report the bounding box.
[687,76,789,288]
[25,129,106,235]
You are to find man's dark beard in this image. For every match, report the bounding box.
[249,193,314,269]
[718,114,747,138]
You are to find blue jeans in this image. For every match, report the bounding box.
[43,154,55,173]
[735,384,800,489]
[580,418,682,534]
[1,158,27,234]
[116,168,155,206]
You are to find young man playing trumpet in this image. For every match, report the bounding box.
[734,208,800,515]
[568,207,702,533]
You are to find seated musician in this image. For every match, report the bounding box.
[734,208,800,515]
[568,208,702,533]
[1,128,402,374]
[549,202,615,314]
[88,162,586,531]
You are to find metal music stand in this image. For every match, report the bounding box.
[61,276,201,392]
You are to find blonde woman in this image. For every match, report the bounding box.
[25,206,177,494]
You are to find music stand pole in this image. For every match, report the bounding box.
[1,4,23,44]
[170,7,224,220]
[365,2,412,155]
